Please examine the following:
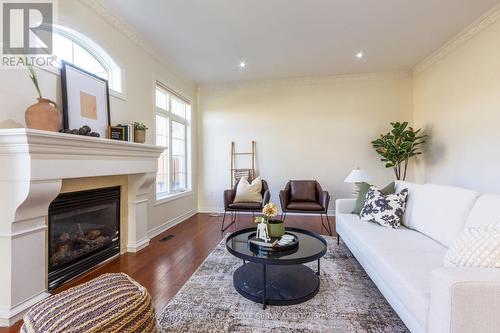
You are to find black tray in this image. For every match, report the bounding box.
[248,232,299,252]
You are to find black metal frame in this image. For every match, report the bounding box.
[48,186,120,290]
[226,227,327,265]
[226,227,327,309]
[60,60,111,134]
[221,211,256,232]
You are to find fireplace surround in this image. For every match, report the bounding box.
[48,186,121,290]
[0,129,164,326]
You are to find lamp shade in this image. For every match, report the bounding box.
[344,168,371,183]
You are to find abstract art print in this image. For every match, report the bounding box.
[61,61,110,138]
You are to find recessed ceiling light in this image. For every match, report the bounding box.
[355,51,364,59]
[239,61,246,68]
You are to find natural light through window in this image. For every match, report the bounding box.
[50,26,123,93]
[155,83,191,199]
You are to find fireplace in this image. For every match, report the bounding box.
[48,186,121,290]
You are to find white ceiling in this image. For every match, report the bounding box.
[100,0,499,84]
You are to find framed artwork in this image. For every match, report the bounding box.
[61,61,111,138]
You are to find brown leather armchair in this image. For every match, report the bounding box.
[279,180,333,235]
[221,179,270,231]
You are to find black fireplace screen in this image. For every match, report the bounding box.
[48,186,120,290]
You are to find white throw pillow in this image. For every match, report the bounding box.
[360,186,408,229]
[444,223,500,268]
[234,177,262,203]
[410,184,480,247]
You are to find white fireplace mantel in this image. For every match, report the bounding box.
[0,129,164,326]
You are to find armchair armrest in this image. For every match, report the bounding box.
[428,267,500,333]
[318,191,330,212]
[262,189,270,206]
[279,190,290,212]
[223,189,236,209]
[335,198,356,215]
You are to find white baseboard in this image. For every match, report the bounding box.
[198,207,335,216]
[147,209,197,239]
[0,291,50,327]
[127,237,150,252]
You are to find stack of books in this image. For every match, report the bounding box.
[109,124,135,142]
[117,124,135,142]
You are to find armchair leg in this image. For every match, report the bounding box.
[337,234,340,245]
[282,212,287,222]
[320,214,333,236]
[221,211,236,232]
[326,215,333,236]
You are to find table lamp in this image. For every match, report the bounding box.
[344,167,371,195]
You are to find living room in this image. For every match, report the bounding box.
[0,0,499,332]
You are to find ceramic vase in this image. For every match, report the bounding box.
[25,98,61,132]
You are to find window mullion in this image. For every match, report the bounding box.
[168,95,174,193]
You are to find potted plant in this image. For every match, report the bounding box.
[25,63,61,132]
[262,203,285,238]
[133,122,148,143]
[371,122,427,180]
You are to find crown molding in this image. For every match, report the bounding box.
[413,3,500,75]
[198,71,410,91]
[77,0,196,90]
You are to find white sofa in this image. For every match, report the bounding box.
[335,181,500,333]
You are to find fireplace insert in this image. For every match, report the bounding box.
[48,186,120,290]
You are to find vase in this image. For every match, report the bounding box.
[25,98,61,132]
[267,219,285,238]
[134,129,146,143]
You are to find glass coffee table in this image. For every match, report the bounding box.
[226,227,327,309]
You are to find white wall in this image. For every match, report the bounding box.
[198,73,413,212]
[413,17,500,194]
[0,0,197,231]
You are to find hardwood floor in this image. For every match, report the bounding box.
[0,213,335,332]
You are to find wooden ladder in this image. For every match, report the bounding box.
[230,141,256,187]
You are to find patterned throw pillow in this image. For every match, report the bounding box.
[444,223,500,268]
[360,186,408,228]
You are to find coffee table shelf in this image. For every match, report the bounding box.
[226,227,327,309]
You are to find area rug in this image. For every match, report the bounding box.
[157,236,409,332]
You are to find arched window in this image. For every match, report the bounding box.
[51,26,123,94]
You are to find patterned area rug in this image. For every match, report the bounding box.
[157,236,409,332]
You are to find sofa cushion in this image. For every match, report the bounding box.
[411,184,480,247]
[395,180,424,228]
[228,202,262,210]
[336,213,446,330]
[286,202,323,211]
[353,181,395,214]
[234,176,262,203]
[465,194,500,228]
[360,186,408,228]
[290,181,317,202]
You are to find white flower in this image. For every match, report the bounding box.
[262,203,278,218]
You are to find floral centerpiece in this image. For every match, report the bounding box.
[255,203,285,239]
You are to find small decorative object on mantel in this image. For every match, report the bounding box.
[25,63,62,132]
[372,122,427,180]
[109,126,125,141]
[133,122,148,143]
[59,125,100,137]
[61,61,111,139]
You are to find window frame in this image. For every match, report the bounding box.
[154,82,192,202]
[38,25,125,98]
